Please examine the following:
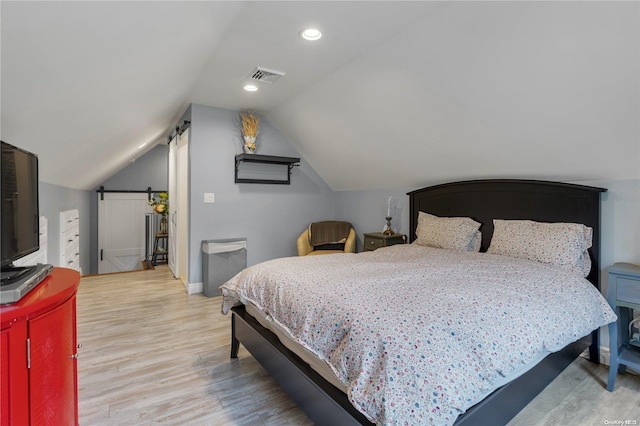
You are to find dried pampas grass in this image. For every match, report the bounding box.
[239,112,259,137]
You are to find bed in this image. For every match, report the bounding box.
[221,179,614,425]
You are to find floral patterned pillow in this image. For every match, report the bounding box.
[487,219,593,277]
[415,212,482,252]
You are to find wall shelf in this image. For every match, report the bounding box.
[234,154,300,185]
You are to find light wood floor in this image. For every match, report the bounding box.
[77,267,640,425]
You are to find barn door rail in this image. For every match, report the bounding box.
[97,186,167,201]
[167,120,191,143]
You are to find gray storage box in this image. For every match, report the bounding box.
[202,238,247,297]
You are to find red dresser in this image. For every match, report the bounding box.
[1,268,80,426]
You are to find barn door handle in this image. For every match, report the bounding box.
[100,249,103,261]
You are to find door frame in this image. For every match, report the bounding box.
[176,129,189,288]
[168,135,178,278]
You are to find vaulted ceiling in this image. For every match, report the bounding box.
[2,1,638,191]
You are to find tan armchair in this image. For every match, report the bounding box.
[297,226,356,256]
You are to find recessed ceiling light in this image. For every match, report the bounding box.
[243,84,258,92]
[300,28,322,41]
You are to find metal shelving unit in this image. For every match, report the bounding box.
[234,154,300,184]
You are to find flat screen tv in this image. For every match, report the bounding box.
[1,141,40,274]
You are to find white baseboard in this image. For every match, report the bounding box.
[186,281,203,294]
[580,345,611,366]
[580,345,638,374]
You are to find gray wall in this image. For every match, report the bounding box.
[582,178,640,272]
[39,182,92,274]
[334,189,411,249]
[99,144,169,191]
[88,144,169,274]
[186,104,336,284]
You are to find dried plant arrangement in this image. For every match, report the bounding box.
[239,111,259,153]
[239,112,259,137]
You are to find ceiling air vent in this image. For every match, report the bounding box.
[248,66,286,84]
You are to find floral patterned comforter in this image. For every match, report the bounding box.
[220,244,616,426]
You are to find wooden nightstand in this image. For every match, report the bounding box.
[363,232,406,252]
[606,262,640,391]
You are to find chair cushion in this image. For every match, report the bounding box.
[309,221,352,246]
[305,249,346,256]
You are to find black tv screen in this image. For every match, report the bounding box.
[1,141,40,268]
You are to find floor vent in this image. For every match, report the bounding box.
[248,66,286,84]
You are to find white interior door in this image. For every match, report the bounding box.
[168,136,178,278]
[177,129,189,286]
[98,193,149,274]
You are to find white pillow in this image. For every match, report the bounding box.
[487,219,593,277]
[415,212,482,252]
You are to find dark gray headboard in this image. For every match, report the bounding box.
[407,179,607,290]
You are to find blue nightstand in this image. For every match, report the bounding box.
[606,262,640,391]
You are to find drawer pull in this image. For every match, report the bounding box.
[68,239,74,243]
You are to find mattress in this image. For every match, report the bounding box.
[246,302,348,391]
[245,300,550,406]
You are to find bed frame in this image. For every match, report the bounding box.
[230,179,607,425]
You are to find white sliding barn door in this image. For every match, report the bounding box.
[168,135,178,278]
[98,193,149,274]
[167,128,189,287]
